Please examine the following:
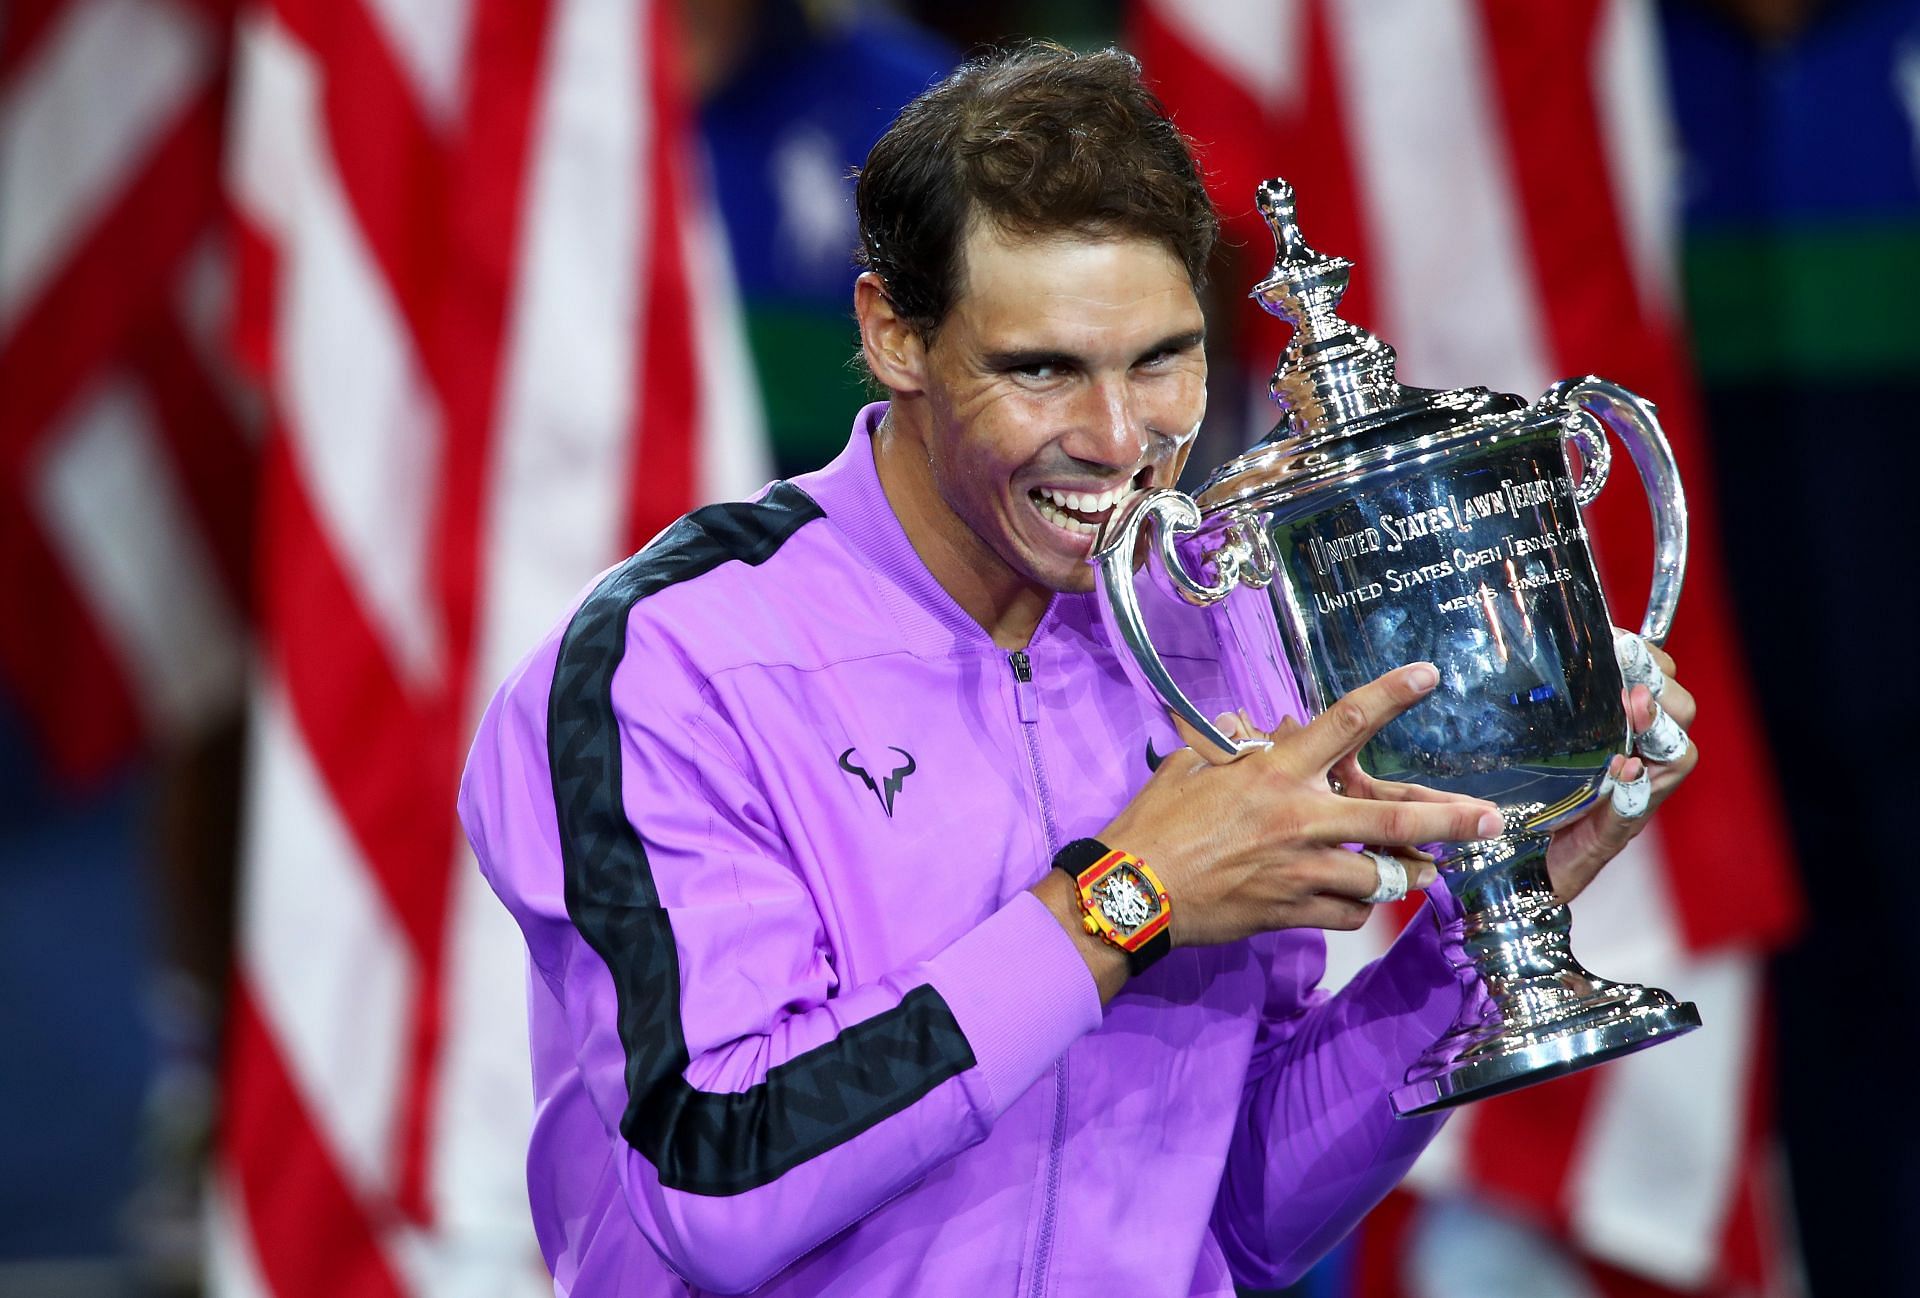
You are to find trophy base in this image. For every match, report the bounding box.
[1390,986,1700,1116]
[1391,833,1702,1118]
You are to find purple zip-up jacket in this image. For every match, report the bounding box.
[459,404,1472,1296]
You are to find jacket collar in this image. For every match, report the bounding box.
[797,402,1103,659]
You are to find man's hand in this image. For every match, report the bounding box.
[1545,635,1699,903]
[1091,663,1502,950]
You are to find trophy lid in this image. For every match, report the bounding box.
[1196,178,1528,516]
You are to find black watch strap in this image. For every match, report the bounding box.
[1122,927,1172,977]
[1051,838,1173,977]
[1051,837,1112,876]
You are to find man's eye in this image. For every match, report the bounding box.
[1014,362,1062,380]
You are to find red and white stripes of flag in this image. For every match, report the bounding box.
[0,0,253,783]
[212,0,764,1292]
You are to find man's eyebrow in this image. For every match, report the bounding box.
[982,330,1206,372]
[1138,329,1206,359]
[981,347,1083,371]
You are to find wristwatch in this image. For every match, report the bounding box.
[1053,838,1173,976]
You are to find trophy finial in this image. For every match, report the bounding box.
[1249,176,1399,436]
[1251,178,1353,328]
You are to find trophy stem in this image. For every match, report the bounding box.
[1390,835,1701,1117]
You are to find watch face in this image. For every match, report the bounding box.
[1093,866,1158,934]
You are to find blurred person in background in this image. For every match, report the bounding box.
[687,0,954,478]
[1662,1,1920,1293]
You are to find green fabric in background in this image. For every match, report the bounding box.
[1683,223,1920,382]
[743,304,872,477]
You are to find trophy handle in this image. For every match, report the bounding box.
[1543,376,1690,646]
[1092,490,1272,761]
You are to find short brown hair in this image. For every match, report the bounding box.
[854,43,1218,344]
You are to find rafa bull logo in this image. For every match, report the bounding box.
[837,746,917,817]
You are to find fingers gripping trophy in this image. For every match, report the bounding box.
[1093,178,1699,1115]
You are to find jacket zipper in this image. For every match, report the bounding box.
[1008,651,1059,846]
[1009,650,1067,1298]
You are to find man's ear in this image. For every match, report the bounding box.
[854,272,928,394]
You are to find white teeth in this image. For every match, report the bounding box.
[1036,483,1132,515]
[1033,496,1098,534]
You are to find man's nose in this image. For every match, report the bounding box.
[1063,375,1147,470]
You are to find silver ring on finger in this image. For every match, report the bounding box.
[1362,850,1409,905]
[1634,703,1688,764]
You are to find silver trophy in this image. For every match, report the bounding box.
[1093,178,1699,1115]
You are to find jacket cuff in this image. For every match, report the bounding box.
[923,890,1103,1115]
[1369,880,1487,1051]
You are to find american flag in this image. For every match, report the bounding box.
[1131,1,1803,1294]
[199,0,767,1290]
[0,0,253,782]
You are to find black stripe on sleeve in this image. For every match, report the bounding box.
[547,482,977,1197]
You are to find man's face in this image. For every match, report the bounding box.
[909,223,1207,599]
